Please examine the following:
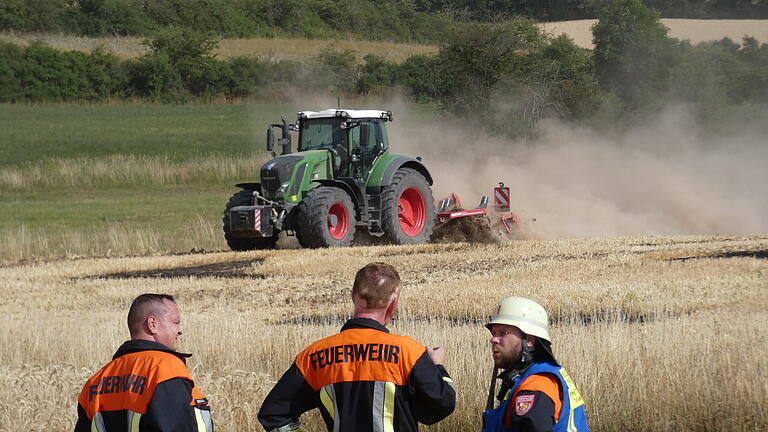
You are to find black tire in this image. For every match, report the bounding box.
[223,190,278,251]
[381,168,435,245]
[295,187,356,248]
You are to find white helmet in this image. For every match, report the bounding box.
[486,296,551,343]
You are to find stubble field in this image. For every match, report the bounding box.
[1,235,766,431]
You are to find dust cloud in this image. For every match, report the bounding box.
[389,104,768,238]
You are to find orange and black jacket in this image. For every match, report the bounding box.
[258,318,456,432]
[74,340,213,432]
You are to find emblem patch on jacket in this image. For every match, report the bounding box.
[514,394,535,416]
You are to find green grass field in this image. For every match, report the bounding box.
[0,103,281,262]
[0,103,280,166]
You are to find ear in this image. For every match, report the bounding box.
[384,295,399,322]
[146,315,159,335]
[526,335,537,347]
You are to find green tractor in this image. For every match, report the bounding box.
[223,109,435,249]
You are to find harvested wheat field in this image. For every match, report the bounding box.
[1,235,766,431]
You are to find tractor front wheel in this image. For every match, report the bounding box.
[296,187,357,248]
[223,190,278,251]
[381,168,435,245]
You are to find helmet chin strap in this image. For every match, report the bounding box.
[519,333,535,365]
[498,332,535,389]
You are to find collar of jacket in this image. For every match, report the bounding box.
[112,339,192,361]
[341,317,390,333]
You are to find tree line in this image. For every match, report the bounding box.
[1,0,767,137]
[1,0,767,42]
[415,0,768,21]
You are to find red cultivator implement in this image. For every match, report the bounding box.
[437,193,488,220]
[434,182,530,242]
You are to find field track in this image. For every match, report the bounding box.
[2,234,766,431]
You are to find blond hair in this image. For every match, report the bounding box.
[352,262,401,309]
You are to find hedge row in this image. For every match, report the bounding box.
[0,0,457,42]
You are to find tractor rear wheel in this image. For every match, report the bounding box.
[381,168,435,245]
[296,187,356,248]
[223,190,278,251]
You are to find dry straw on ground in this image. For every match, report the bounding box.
[1,235,766,431]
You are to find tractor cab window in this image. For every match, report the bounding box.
[349,119,385,150]
[299,119,345,151]
[299,118,349,176]
[348,119,387,178]
[350,119,386,154]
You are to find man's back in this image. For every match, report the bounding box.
[75,340,212,432]
[258,318,455,432]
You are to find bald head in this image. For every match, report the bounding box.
[127,294,174,335]
[352,262,401,309]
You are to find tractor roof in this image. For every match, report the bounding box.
[298,109,392,121]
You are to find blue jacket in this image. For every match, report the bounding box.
[482,362,588,432]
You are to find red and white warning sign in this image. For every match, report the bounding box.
[254,208,261,232]
[494,183,510,211]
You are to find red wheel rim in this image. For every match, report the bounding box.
[398,187,425,236]
[327,202,349,240]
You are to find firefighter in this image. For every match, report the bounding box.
[258,262,456,432]
[74,293,213,432]
[482,297,589,432]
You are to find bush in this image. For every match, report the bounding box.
[217,56,302,100]
[537,35,603,120]
[0,0,72,33]
[0,41,124,102]
[128,27,221,99]
[592,0,676,109]
[217,56,270,100]
[435,20,545,117]
[0,42,23,101]
[394,54,444,102]
[82,47,126,99]
[355,54,398,94]
[70,0,153,36]
[431,19,604,137]
[126,54,184,101]
[308,45,359,94]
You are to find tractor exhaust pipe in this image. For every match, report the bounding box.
[266,118,293,155]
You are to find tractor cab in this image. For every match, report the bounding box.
[296,109,391,179]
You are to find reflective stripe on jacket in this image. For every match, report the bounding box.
[483,362,588,432]
[75,339,213,432]
[258,318,456,432]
